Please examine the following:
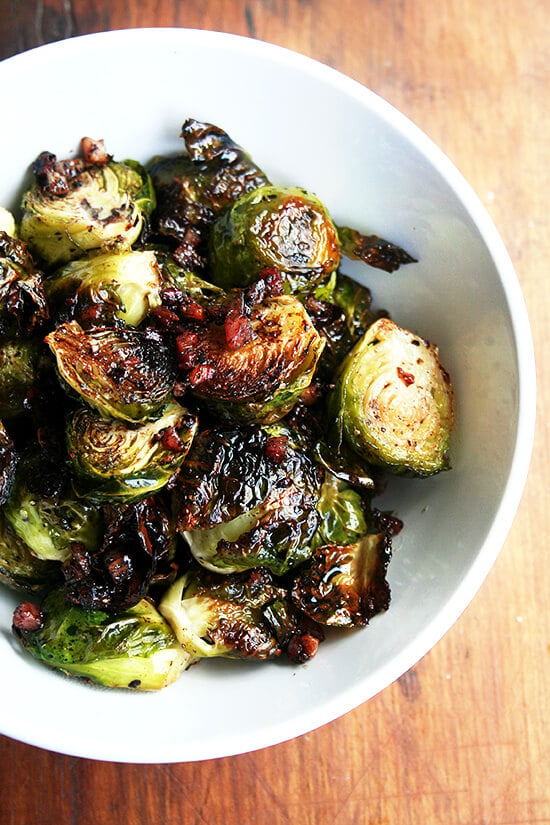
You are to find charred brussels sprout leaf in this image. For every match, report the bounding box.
[149,118,268,270]
[20,149,155,267]
[4,452,101,562]
[173,425,322,576]
[67,400,198,503]
[328,318,455,476]
[291,534,392,627]
[0,231,49,335]
[0,510,61,592]
[208,185,341,295]
[46,322,176,422]
[338,226,417,272]
[63,497,176,612]
[160,566,293,660]
[13,588,190,690]
[177,289,324,424]
[46,249,163,328]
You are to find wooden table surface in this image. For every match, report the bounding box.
[0,2,548,823]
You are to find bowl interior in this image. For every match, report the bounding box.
[0,29,535,762]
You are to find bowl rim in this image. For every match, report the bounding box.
[0,27,537,762]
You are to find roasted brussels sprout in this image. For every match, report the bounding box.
[67,400,198,503]
[327,318,455,476]
[291,533,392,627]
[46,322,176,422]
[20,148,155,267]
[4,451,101,562]
[0,419,17,505]
[173,425,322,575]
[208,185,341,295]
[149,118,268,270]
[62,497,176,612]
[0,231,49,335]
[338,226,417,272]
[0,338,40,420]
[12,588,190,690]
[177,285,325,424]
[46,249,163,328]
[160,565,293,660]
[0,511,60,592]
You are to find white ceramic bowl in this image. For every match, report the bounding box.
[0,29,535,763]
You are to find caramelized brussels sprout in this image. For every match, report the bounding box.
[62,497,176,612]
[177,288,324,424]
[0,338,40,419]
[159,566,293,660]
[4,451,101,562]
[46,322,176,422]
[46,249,163,328]
[291,534,392,627]
[173,425,322,575]
[338,226,417,272]
[149,118,268,270]
[67,400,198,503]
[313,473,369,548]
[0,231,49,335]
[0,419,17,505]
[328,318,455,476]
[12,588,190,690]
[0,510,60,592]
[20,149,155,267]
[208,185,341,295]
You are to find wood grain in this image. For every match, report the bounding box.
[0,1,548,823]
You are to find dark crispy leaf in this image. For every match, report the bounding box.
[338,226,417,272]
[0,231,49,335]
[0,420,17,506]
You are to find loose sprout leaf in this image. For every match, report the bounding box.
[13,589,190,690]
[0,231,49,335]
[338,226,417,272]
[0,510,61,592]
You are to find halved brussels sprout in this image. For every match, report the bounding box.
[0,231,49,335]
[149,118,268,270]
[13,588,191,690]
[177,291,325,424]
[173,424,322,576]
[46,321,176,422]
[46,249,163,328]
[4,452,102,562]
[208,185,341,295]
[20,149,155,267]
[63,497,176,612]
[159,566,293,660]
[327,318,455,476]
[67,400,198,503]
[0,419,17,505]
[0,510,60,592]
[0,338,40,419]
[291,534,392,627]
